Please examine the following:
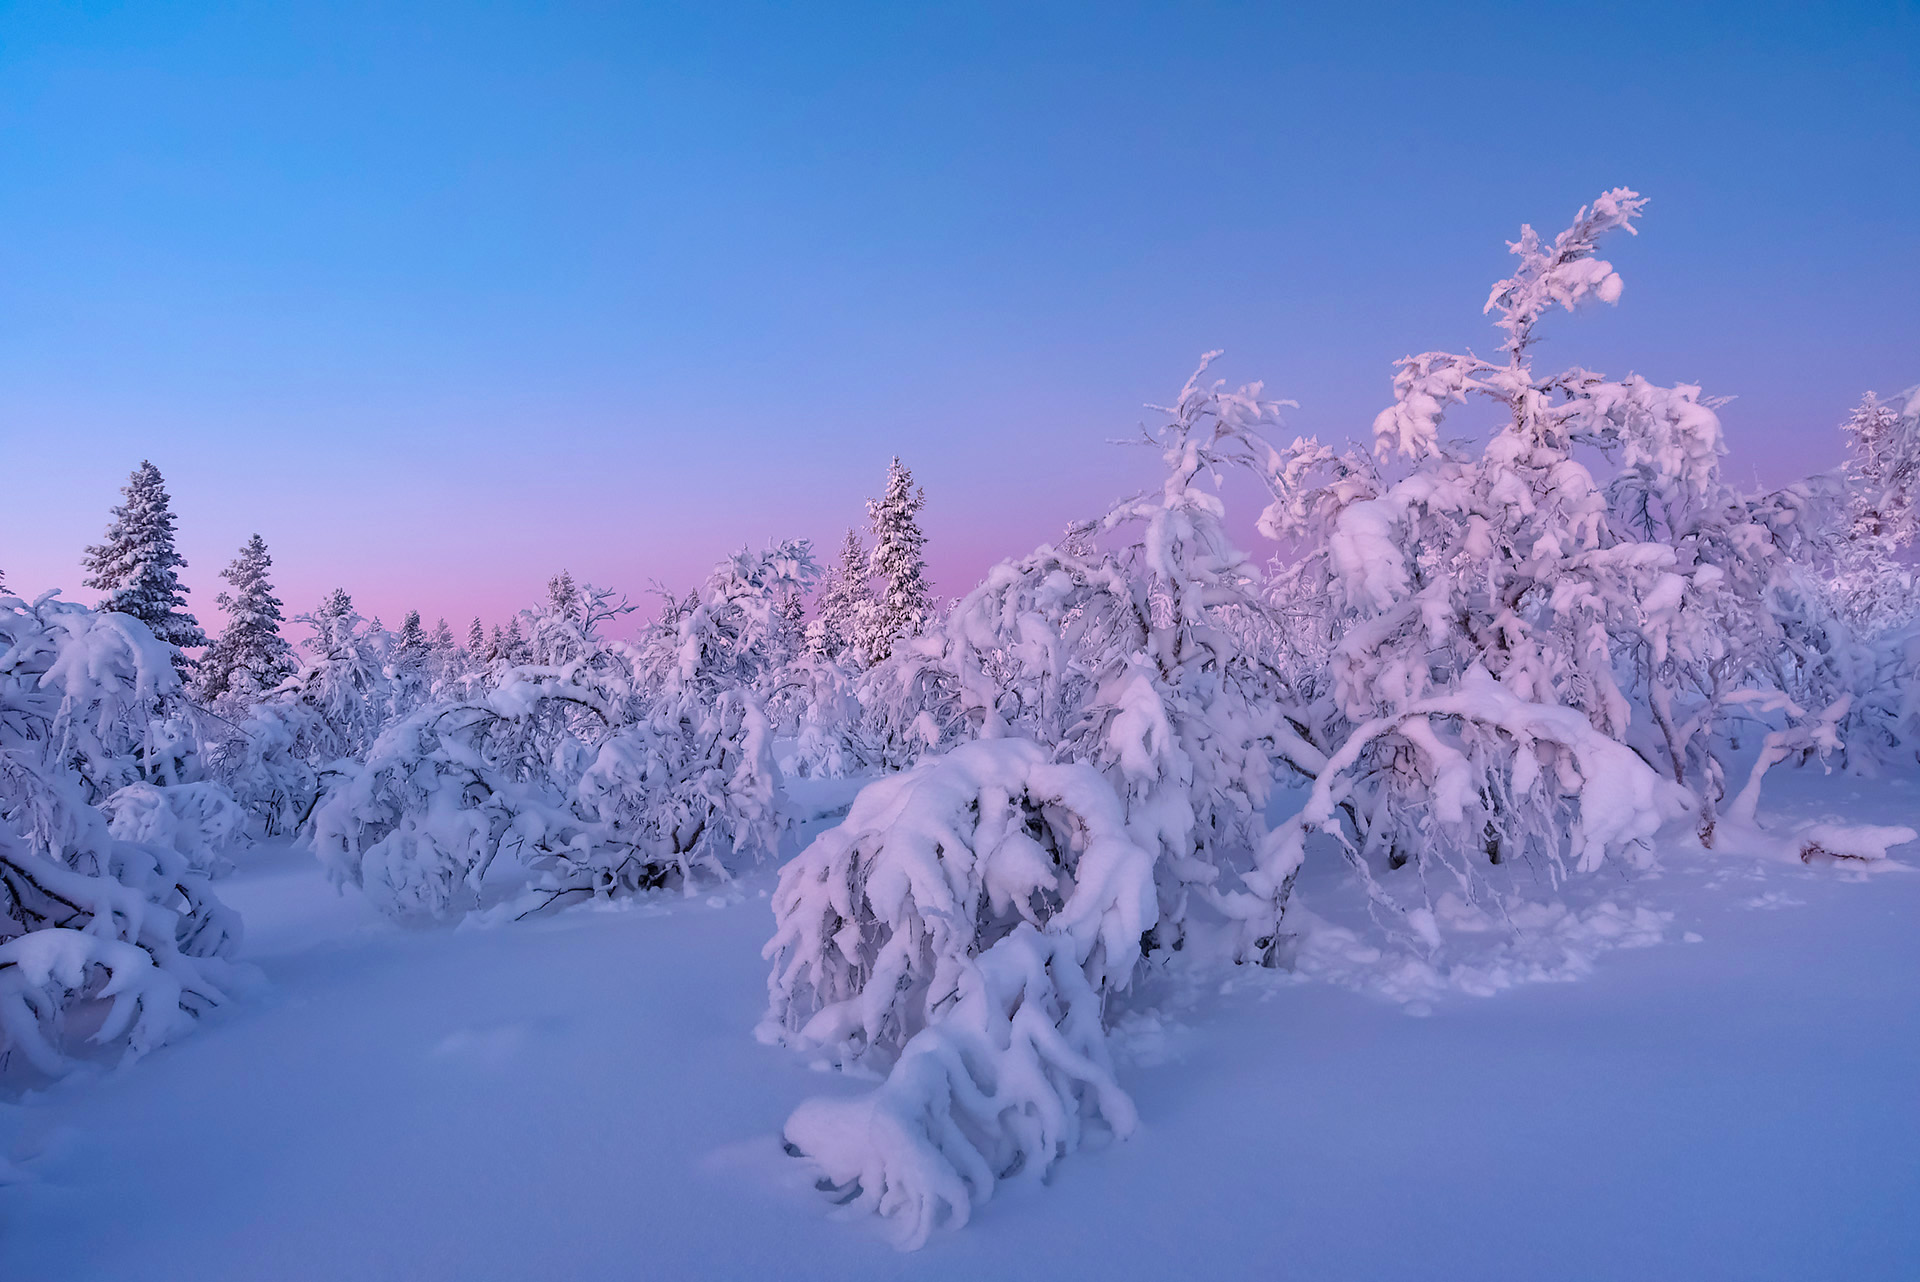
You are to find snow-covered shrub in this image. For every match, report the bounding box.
[312,685,599,919]
[1244,190,1737,941]
[316,553,813,922]
[762,738,1156,1246]
[103,780,248,878]
[211,591,404,835]
[0,592,241,1079]
[933,355,1323,953]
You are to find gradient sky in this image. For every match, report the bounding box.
[2,1,1915,637]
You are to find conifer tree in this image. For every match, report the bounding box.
[806,528,872,660]
[394,610,429,665]
[430,617,456,652]
[468,617,487,656]
[859,457,933,664]
[1840,391,1920,551]
[82,460,207,655]
[547,569,581,622]
[199,534,296,701]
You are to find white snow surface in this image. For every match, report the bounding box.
[3,768,1919,1280]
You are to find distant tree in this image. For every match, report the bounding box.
[1840,391,1920,552]
[82,460,207,658]
[468,617,487,656]
[806,528,872,660]
[393,610,429,666]
[547,570,581,622]
[858,458,932,664]
[199,534,296,702]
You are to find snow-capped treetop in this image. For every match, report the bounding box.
[317,588,354,622]
[82,460,207,655]
[199,533,296,703]
[1839,390,1920,552]
[1484,186,1646,359]
[806,528,871,661]
[546,570,580,623]
[647,539,820,694]
[1373,188,1648,461]
[861,458,933,664]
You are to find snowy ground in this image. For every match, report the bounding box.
[4,768,1918,1281]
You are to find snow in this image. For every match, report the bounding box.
[5,765,1919,1280]
[6,184,1919,1275]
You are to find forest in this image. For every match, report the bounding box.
[4,190,1917,1253]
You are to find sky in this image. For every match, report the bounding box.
[1,0,1915,636]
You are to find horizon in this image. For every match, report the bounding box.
[3,1,1914,635]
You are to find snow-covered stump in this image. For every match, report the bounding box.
[760,738,1157,1245]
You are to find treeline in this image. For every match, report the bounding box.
[4,187,1919,1247]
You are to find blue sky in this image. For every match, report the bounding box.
[2,1,1914,630]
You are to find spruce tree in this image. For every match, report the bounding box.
[547,569,580,622]
[82,460,207,654]
[468,617,487,656]
[200,534,296,701]
[807,528,872,660]
[860,457,933,664]
[430,618,456,652]
[394,610,429,664]
[1841,391,1919,550]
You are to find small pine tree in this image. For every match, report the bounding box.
[1841,391,1919,551]
[394,610,429,665]
[468,617,487,656]
[547,570,581,622]
[82,460,207,655]
[860,457,933,664]
[430,617,456,652]
[320,587,354,620]
[807,528,872,660]
[200,534,296,701]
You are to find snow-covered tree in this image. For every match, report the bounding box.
[859,458,933,664]
[0,591,242,1078]
[82,460,206,660]
[198,534,296,704]
[1839,390,1920,553]
[213,590,399,834]
[393,610,428,665]
[763,739,1155,1247]
[311,549,814,922]
[1241,189,1716,946]
[806,528,871,660]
